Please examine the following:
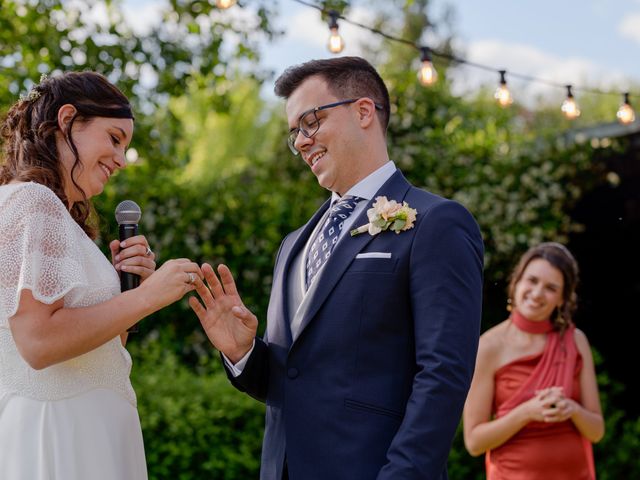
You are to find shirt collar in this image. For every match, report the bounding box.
[330,161,397,204]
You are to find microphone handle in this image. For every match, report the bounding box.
[119,223,140,332]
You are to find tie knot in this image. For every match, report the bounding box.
[330,195,362,216]
[306,195,364,288]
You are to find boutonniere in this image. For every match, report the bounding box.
[350,196,418,237]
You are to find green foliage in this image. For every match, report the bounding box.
[170,76,283,183]
[130,339,265,480]
[596,416,640,479]
[0,0,278,111]
[447,424,484,480]
[588,351,640,480]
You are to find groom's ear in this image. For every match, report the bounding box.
[355,98,377,129]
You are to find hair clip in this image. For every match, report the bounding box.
[19,74,48,102]
[19,89,41,102]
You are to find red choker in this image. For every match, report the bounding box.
[510,309,553,334]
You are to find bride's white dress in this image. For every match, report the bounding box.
[0,182,147,479]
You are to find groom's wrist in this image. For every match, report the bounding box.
[225,341,255,365]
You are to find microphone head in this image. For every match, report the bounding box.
[115,200,141,225]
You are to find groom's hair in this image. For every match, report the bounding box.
[274,56,390,132]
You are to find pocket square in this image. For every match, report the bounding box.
[355,252,392,259]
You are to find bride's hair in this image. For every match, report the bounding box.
[0,71,133,238]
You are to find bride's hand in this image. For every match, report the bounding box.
[109,235,156,281]
[138,259,203,310]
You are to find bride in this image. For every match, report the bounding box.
[0,71,202,479]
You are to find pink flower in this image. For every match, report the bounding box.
[369,196,401,219]
[351,196,418,237]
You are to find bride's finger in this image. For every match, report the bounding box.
[184,263,204,281]
[187,275,203,293]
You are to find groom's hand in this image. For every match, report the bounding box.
[189,263,257,363]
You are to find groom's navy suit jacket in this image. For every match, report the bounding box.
[227,170,483,479]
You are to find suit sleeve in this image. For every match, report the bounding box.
[223,336,270,402]
[378,200,484,479]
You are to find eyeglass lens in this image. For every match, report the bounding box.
[288,110,321,154]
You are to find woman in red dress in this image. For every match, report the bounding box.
[463,243,604,479]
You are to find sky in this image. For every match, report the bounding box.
[121,0,640,107]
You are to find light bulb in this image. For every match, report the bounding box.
[561,98,580,119]
[417,47,438,86]
[418,61,438,86]
[494,70,513,107]
[561,85,580,119]
[617,93,636,124]
[328,27,345,53]
[215,0,236,8]
[326,10,344,54]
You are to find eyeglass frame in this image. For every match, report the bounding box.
[287,98,384,155]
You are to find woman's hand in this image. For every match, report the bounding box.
[519,386,565,422]
[540,387,578,423]
[137,259,203,310]
[109,235,156,281]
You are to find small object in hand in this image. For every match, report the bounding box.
[187,272,196,284]
[145,246,153,257]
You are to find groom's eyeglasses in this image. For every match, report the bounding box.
[287,98,383,155]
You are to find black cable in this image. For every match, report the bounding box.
[289,0,638,99]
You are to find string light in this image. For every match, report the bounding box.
[327,10,345,54]
[417,47,438,86]
[561,85,581,119]
[617,92,636,124]
[288,0,637,123]
[215,0,237,8]
[494,70,513,107]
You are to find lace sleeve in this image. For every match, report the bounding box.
[0,183,88,323]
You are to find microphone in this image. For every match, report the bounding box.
[115,200,142,332]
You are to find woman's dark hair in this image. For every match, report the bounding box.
[274,56,391,133]
[507,242,580,333]
[0,71,133,238]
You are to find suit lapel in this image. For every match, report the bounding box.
[294,171,412,341]
[271,199,331,345]
[280,199,330,285]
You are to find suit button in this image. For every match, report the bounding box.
[287,368,299,379]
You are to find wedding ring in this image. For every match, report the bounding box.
[145,246,153,257]
[187,272,196,284]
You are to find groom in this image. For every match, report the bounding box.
[191,56,484,479]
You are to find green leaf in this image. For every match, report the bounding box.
[392,219,406,231]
